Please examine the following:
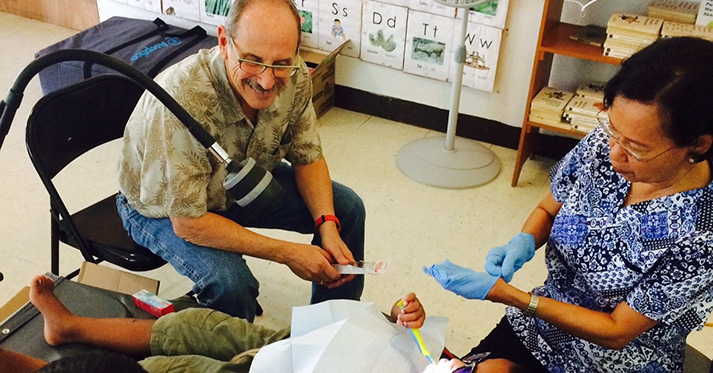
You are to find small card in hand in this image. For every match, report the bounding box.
[333,261,390,275]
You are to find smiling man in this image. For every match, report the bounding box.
[117,0,365,321]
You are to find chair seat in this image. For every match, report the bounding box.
[59,194,165,271]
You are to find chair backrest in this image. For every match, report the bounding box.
[25,74,144,261]
[26,74,143,179]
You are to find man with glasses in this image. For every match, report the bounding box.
[116,0,365,321]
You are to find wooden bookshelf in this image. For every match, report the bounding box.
[511,0,623,187]
[541,22,623,64]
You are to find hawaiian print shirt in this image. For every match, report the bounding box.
[506,127,713,372]
[119,47,321,218]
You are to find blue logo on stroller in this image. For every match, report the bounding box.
[131,37,181,61]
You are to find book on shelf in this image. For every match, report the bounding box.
[661,20,713,41]
[528,113,573,130]
[607,13,664,36]
[603,38,648,54]
[529,108,563,121]
[575,81,606,100]
[571,119,597,133]
[606,31,658,44]
[603,48,633,59]
[647,0,699,24]
[603,36,650,49]
[530,87,575,114]
[569,24,607,47]
[565,95,604,116]
[564,112,599,126]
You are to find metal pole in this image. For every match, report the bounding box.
[444,13,469,152]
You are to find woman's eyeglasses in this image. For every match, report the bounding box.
[227,37,300,78]
[596,111,674,162]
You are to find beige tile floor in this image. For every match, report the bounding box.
[0,11,711,363]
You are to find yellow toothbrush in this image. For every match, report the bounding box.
[398,299,435,365]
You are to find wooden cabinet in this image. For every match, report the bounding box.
[511,0,622,187]
[0,0,99,30]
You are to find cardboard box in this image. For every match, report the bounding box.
[133,289,174,317]
[300,40,347,118]
[0,287,29,324]
[78,261,160,296]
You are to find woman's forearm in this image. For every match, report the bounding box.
[487,279,657,350]
[521,192,561,248]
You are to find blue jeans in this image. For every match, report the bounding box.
[117,163,365,321]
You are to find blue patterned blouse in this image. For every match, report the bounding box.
[506,127,713,372]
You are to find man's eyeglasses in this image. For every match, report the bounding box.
[596,110,674,162]
[226,37,300,78]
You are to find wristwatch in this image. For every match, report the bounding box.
[524,293,539,317]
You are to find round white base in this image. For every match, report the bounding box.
[396,136,501,189]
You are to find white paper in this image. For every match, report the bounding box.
[199,0,230,26]
[403,10,456,81]
[464,0,509,30]
[360,1,409,70]
[163,0,201,21]
[295,0,322,48]
[318,0,364,57]
[250,300,448,373]
[458,21,502,93]
[407,0,455,18]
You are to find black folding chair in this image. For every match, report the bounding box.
[1,51,262,318]
[25,74,165,277]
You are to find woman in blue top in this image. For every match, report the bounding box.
[425,37,713,372]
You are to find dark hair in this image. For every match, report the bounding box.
[35,350,147,373]
[224,0,302,52]
[603,37,713,161]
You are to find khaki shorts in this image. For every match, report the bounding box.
[139,308,290,373]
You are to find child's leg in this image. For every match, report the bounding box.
[0,347,47,373]
[29,275,155,357]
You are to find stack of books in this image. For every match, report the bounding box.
[528,87,575,130]
[563,82,606,133]
[661,20,713,41]
[647,0,699,24]
[604,13,663,59]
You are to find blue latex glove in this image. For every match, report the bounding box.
[484,232,536,283]
[423,260,499,300]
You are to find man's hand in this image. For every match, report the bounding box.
[284,243,352,288]
[317,223,356,288]
[317,221,354,264]
[484,232,535,282]
[391,293,426,328]
[424,260,499,300]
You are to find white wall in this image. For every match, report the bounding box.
[97,0,593,129]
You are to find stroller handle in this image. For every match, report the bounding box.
[0,49,216,153]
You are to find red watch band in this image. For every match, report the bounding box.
[315,214,341,232]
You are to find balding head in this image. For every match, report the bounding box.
[224,0,302,52]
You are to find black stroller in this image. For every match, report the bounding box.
[0,49,284,281]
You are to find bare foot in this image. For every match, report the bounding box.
[28,275,77,346]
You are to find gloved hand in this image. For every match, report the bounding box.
[423,260,499,300]
[484,232,535,283]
